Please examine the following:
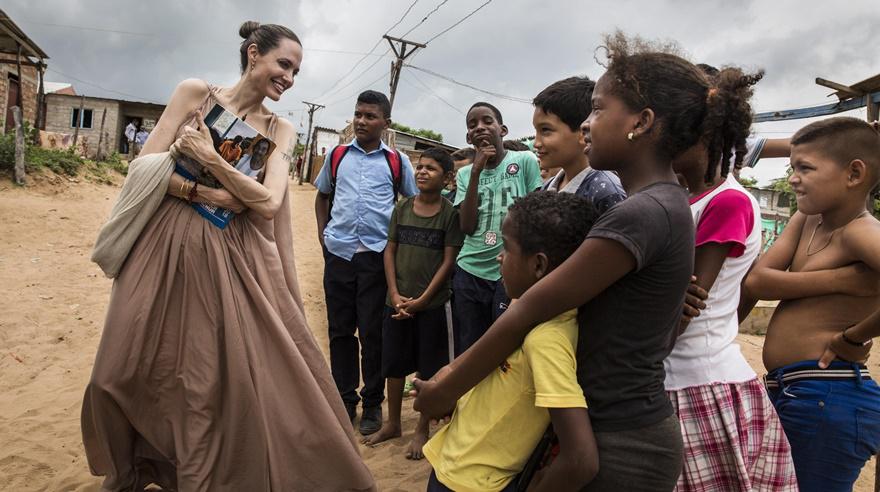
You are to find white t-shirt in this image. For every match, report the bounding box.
[738,136,766,168]
[545,167,590,193]
[234,154,264,179]
[124,123,138,142]
[664,175,762,390]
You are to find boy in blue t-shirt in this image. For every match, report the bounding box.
[453,102,543,354]
[533,76,626,212]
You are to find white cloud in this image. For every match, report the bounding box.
[8,0,879,182]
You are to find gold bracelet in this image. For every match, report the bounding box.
[179,179,187,197]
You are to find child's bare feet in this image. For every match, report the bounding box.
[361,422,401,446]
[405,429,429,460]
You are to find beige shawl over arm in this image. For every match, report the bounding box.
[91,150,176,278]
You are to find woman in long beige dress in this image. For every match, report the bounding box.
[81,21,375,491]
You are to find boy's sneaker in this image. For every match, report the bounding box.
[359,406,382,435]
[403,379,416,397]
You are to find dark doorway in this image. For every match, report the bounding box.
[5,75,20,134]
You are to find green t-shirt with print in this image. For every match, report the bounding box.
[387,196,464,310]
[453,150,542,281]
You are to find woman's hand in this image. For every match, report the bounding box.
[200,187,247,213]
[175,109,220,167]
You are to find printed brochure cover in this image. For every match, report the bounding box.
[175,103,276,229]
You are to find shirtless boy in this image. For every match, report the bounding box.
[743,117,880,492]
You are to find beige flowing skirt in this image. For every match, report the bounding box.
[82,194,375,491]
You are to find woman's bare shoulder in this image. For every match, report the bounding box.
[169,78,212,107]
[273,116,295,135]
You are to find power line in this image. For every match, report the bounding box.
[5,17,152,36]
[323,71,389,109]
[45,66,163,104]
[309,48,388,57]
[404,63,531,103]
[384,0,422,35]
[399,0,450,38]
[403,71,463,115]
[425,0,494,44]
[317,48,392,102]
[314,0,420,99]
[385,35,426,108]
[7,16,394,59]
[300,101,325,184]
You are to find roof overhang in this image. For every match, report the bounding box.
[0,9,49,61]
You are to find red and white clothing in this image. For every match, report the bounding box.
[670,379,798,491]
[666,174,797,491]
[665,174,761,390]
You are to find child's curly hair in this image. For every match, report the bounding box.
[506,191,597,269]
[597,31,763,184]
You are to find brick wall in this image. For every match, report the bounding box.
[44,94,120,159]
[0,52,40,129]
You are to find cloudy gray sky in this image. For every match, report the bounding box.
[6,0,879,184]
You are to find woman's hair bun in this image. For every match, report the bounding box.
[239,21,260,39]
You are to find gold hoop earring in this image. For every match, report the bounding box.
[627,132,635,141]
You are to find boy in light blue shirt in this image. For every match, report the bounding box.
[314,90,417,435]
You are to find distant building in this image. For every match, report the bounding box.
[338,123,458,156]
[388,128,457,154]
[745,184,792,251]
[44,82,75,96]
[313,126,341,156]
[0,9,49,133]
[43,92,165,159]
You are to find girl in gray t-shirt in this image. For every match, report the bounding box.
[414,32,764,491]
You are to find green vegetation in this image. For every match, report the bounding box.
[738,175,758,187]
[771,172,796,215]
[390,122,443,142]
[771,168,880,219]
[0,127,128,184]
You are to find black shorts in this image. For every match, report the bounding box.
[381,303,453,380]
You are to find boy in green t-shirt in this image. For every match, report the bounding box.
[423,191,599,492]
[453,102,543,355]
[363,148,463,460]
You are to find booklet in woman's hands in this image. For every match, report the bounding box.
[175,103,276,229]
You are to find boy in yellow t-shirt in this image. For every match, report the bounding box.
[423,191,599,492]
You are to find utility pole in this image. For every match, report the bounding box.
[384,35,426,110]
[299,101,324,185]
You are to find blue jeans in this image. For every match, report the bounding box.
[451,265,509,356]
[767,360,880,492]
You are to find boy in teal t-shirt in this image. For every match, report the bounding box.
[453,102,543,354]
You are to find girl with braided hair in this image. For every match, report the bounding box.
[668,65,798,490]
[415,32,777,490]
